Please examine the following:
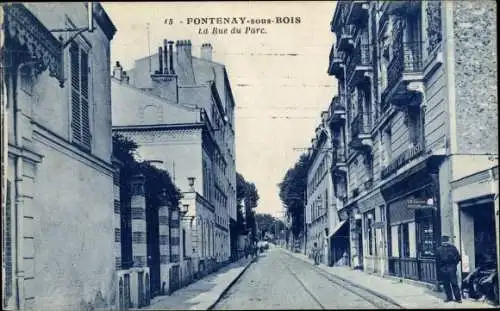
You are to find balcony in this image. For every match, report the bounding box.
[328,46,345,79]
[332,144,348,177]
[349,114,372,152]
[385,0,421,16]
[346,1,370,25]
[348,44,373,85]
[338,25,355,52]
[382,41,424,106]
[3,3,65,87]
[328,96,347,128]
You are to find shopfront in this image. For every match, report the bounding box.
[358,190,386,276]
[328,218,350,267]
[381,166,441,285]
[452,166,499,304]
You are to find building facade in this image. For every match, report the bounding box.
[305,112,345,266]
[328,0,497,288]
[2,3,117,310]
[111,40,237,269]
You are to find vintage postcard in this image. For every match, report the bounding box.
[1,1,498,310]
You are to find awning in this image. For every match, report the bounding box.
[327,220,348,239]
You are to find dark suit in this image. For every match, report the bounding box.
[436,243,462,301]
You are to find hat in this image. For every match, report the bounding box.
[441,235,451,243]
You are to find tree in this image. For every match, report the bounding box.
[112,133,181,208]
[255,213,285,239]
[278,153,309,239]
[235,172,260,240]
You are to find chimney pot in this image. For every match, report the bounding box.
[158,47,163,74]
[163,39,169,73]
[200,43,213,61]
[168,41,175,74]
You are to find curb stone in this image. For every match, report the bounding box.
[280,248,404,309]
[206,256,257,310]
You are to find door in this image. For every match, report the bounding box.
[146,204,160,298]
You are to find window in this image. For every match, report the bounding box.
[70,43,91,150]
[400,223,410,258]
[408,106,423,147]
[382,127,392,166]
[365,212,374,256]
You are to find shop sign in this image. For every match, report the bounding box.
[381,143,426,179]
[407,198,435,209]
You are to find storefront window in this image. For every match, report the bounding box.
[400,223,410,258]
[365,212,374,256]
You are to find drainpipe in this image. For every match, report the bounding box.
[14,60,37,310]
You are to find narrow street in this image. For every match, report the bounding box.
[212,247,400,309]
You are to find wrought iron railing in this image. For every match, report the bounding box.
[347,44,372,79]
[386,41,424,91]
[354,44,372,66]
[342,24,356,38]
[331,96,346,113]
[350,114,370,138]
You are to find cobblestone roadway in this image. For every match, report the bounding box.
[213,247,397,309]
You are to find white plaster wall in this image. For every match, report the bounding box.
[111,80,199,127]
[26,3,113,164]
[32,142,115,310]
[451,155,498,181]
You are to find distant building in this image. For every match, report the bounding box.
[305,116,343,266]
[111,39,237,274]
[3,3,117,310]
[328,0,497,288]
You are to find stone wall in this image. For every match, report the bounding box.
[453,1,497,154]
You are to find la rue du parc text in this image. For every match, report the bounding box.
[164,17,302,35]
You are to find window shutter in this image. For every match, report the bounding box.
[80,50,91,148]
[70,44,91,150]
[70,44,81,143]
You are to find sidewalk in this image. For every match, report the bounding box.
[281,248,495,309]
[143,256,255,310]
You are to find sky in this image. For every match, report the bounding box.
[103,1,338,218]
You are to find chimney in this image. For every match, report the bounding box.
[157,47,163,74]
[168,41,175,74]
[176,40,196,85]
[201,43,213,61]
[113,61,123,80]
[150,38,179,103]
[163,39,169,74]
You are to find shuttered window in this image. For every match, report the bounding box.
[70,43,91,150]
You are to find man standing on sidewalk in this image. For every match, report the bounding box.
[436,236,462,303]
[311,242,320,265]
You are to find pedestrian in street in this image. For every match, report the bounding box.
[311,242,320,265]
[436,235,462,303]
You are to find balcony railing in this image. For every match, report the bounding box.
[350,114,370,138]
[338,25,356,51]
[328,96,347,127]
[386,41,424,92]
[347,44,373,84]
[328,46,345,78]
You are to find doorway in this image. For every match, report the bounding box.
[146,204,160,298]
